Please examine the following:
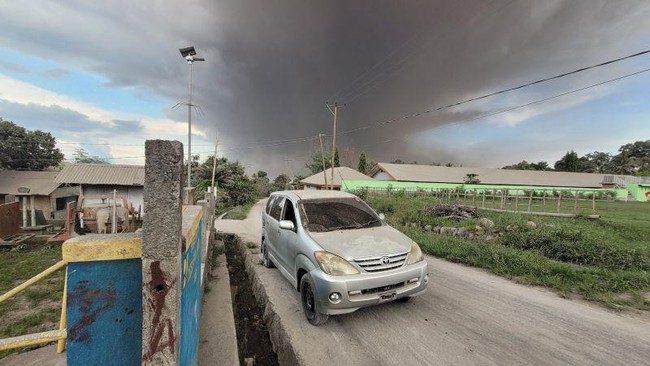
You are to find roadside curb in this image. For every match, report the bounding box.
[232,235,303,366]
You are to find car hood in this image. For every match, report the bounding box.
[308,225,412,260]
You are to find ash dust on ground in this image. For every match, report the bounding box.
[222,234,278,366]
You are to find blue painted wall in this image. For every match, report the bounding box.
[66,259,143,366]
[180,219,203,365]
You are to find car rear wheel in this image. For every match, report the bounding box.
[261,239,274,268]
[300,274,329,326]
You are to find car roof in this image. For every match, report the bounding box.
[271,189,358,201]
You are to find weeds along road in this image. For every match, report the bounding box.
[216,200,650,366]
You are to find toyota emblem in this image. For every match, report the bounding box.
[381,256,390,265]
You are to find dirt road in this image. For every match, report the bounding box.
[216,200,650,366]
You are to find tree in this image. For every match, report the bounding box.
[0,119,64,170]
[390,159,406,164]
[273,174,291,191]
[290,175,305,190]
[578,152,611,173]
[554,150,580,172]
[73,148,109,164]
[464,173,481,184]
[615,140,650,173]
[357,152,368,174]
[502,160,550,171]
[334,148,340,167]
[306,149,333,174]
[193,155,254,207]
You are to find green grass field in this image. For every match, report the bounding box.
[366,195,650,311]
[0,240,64,359]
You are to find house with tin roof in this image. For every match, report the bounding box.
[300,167,373,190]
[54,164,145,212]
[368,163,609,188]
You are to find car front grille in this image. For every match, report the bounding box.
[353,251,408,272]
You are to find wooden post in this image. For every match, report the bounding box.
[573,190,579,212]
[557,191,563,213]
[592,191,596,213]
[515,192,519,211]
[500,190,505,209]
[472,190,476,206]
[528,190,533,212]
[542,190,547,207]
[482,190,486,208]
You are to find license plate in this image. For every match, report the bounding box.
[379,292,396,302]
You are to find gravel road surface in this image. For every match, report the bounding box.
[216,199,650,366]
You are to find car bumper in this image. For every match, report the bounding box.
[310,260,429,315]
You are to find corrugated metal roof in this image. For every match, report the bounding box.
[54,164,145,186]
[300,167,373,188]
[369,163,608,188]
[0,170,60,195]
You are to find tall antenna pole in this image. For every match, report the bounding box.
[318,133,328,189]
[327,102,344,190]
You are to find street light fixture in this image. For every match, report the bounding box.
[179,46,205,188]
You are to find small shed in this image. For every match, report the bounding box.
[0,170,77,224]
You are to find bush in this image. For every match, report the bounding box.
[499,228,650,271]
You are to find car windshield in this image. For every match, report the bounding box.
[300,197,382,232]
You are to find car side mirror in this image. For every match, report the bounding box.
[279,220,295,231]
[378,213,385,221]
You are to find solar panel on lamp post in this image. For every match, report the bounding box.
[179,46,205,188]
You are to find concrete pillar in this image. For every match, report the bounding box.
[22,196,28,227]
[30,195,36,227]
[141,140,184,365]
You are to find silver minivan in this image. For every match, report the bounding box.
[261,190,429,325]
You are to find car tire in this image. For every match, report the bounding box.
[262,239,275,268]
[300,274,329,326]
[396,296,412,303]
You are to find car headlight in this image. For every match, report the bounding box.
[314,251,359,276]
[406,241,424,265]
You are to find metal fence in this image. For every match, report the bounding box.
[356,186,623,215]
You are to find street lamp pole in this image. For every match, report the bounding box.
[179,46,205,188]
[187,60,193,188]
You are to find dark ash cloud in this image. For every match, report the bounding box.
[1,0,649,174]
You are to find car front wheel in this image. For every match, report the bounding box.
[300,274,329,326]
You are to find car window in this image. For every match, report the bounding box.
[282,199,297,228]
[300,197,381,232]
[270,196,285,221]
[265,196,276,214]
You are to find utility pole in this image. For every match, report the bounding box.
[318,133,328,189]
[326,102,344,190]
[211,133,218,195]
[284,158,295,180]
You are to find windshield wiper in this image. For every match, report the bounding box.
[325,224,361,232]
[358,218,381,228]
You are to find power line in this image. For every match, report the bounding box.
[47,48,650,160]
[326,49,650,137]
[351,67,650,152]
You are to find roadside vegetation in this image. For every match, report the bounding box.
[222,203,255,220]
[366,194,650,311]
[0,240,64,359]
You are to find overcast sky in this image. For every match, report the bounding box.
[1,0,649,177]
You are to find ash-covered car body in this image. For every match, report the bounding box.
[261,190,428,325]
